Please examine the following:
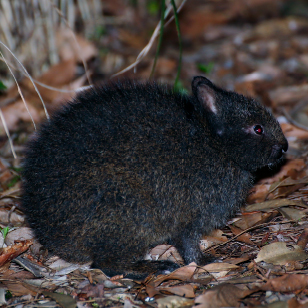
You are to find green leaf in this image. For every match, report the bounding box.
[197,62,214,74]
[5,290,12,301]
[147,0,160,15]
[0,81,7,91]
[0,227,10,240]
[7,175,20,188]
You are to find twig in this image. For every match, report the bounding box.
[0,41,49,121]
[0,109,16,159]
[112,0,187,77]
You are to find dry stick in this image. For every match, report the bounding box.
[0,41,50,121]
[0,57,84,94]
[204,220,296,252]
[0,48,43,158]
[0,109,16,159]
[111,0,187,78]
[0,49,37,129]
[50,3,92,86]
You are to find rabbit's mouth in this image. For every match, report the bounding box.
[269,141,288,160]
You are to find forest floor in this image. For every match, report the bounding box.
[1,0,308,307]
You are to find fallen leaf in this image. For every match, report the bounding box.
[153,263,197,287]
[43,291,77,308]
[269,84,308,106]
[223,256,250,265]
[278,207,306,221]
[247,183,271,203]
[3,282,40,296]
[147,245,183,263]
[255,242,308,265]
[56,29,98,62]
[156,295,193,308]
[281,123,308,139]
[261,274,308,293]
[0,240,32,266]
[257,159,306,184]
[234,212,275,229]
[201,229,228,249]
[199,262,239,273]
[193,284,256,308]
[296,228,308,249]
[229,225,254,245]
[245,199,307,212]
[146,284,195,298]
[79,283,104,298]
[269,176,308,193]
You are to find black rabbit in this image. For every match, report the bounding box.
[22,76,288,278]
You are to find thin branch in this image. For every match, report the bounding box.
[112,0,187,78]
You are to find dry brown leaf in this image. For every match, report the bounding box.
[261,274,308,293]
[281,123,308,139]
[234,211,276,229]
[201,229,228,249]
[247,184,271,203]
[153,263,197,287]
[0,99,42,134]
[193,284,255,308]
[234,212,263,229]
[269,176,308,192]
[158,285,195,298]
[148,245,183,263]
[146,284,195,298]
[1,268,35,280]
[296,228,308,249]
[3,281,40,296]
[223,257,250,265]
[229,225,254,245]
[0,29,96,134]
[156,295,194,308]
[21,59,77,101]
[245,199,307,212]
[199,262,239,273]
[278,207,306,221]
[255,242,308,265]
[0,240,33,266]
[287,297,308,308]
[257,159,307,185]
[56,29,97,62]
[80,283,104,298]
[270,84,308,107]
[195,262,240,280]
[270,183,306,199]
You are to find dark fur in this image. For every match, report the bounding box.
[22,77,288,278]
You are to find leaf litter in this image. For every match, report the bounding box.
[2,0,308,307]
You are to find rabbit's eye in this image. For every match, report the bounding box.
[254,125,263,135]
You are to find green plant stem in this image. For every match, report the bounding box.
[150,0,166,78]
[171,0,182,88]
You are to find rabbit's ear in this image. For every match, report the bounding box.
[191,76,218,115]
